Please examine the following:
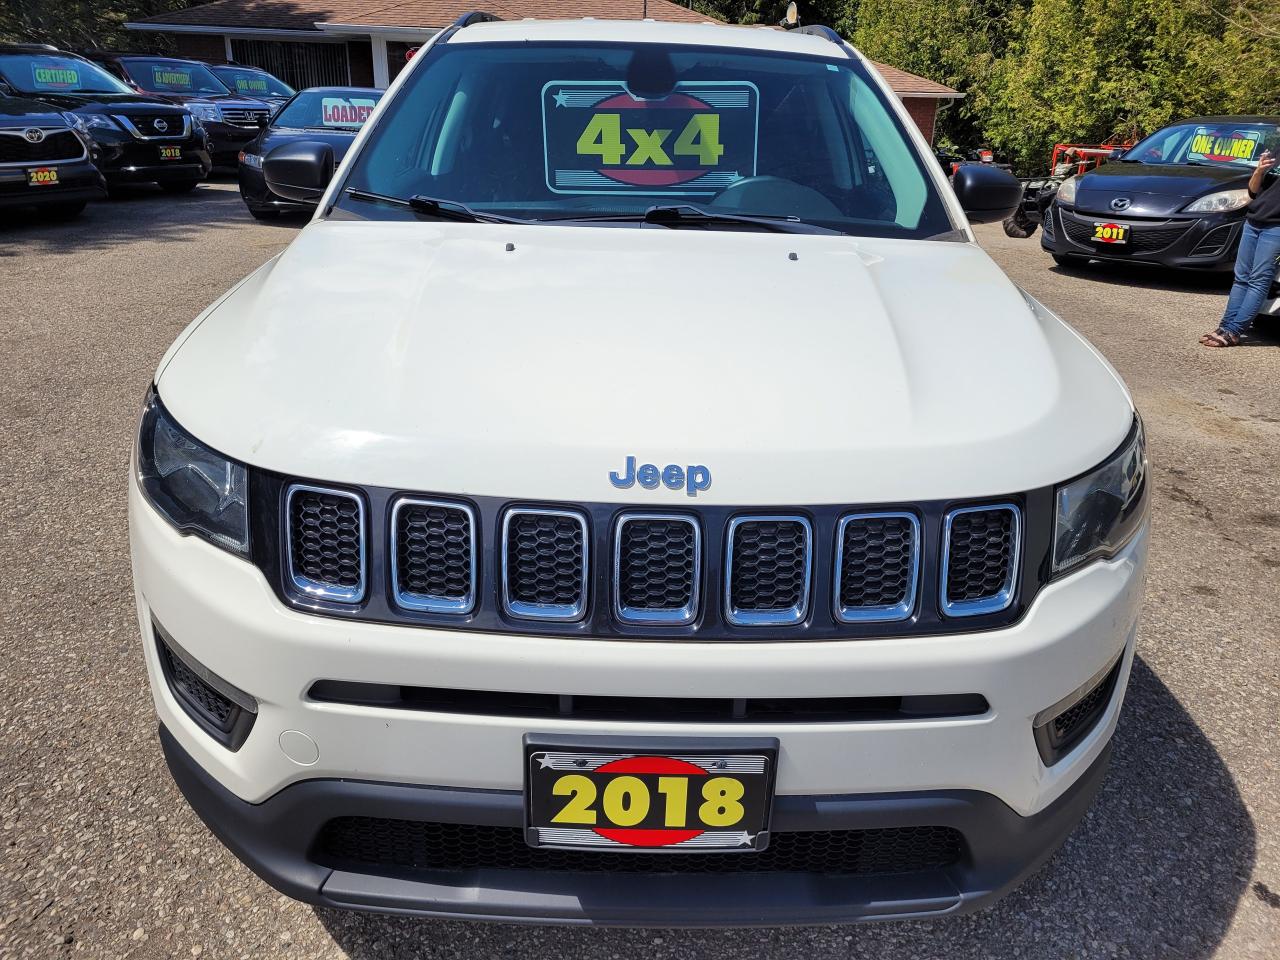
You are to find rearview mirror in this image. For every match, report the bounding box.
[951,164,1023,224]
[263,141,334,203]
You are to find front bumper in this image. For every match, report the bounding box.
[1042,203,1242,270]
[204,122,260,167]
[91,130,211,184]
[160,722,1114,925]
[0,158,105,208]
[129,473,1147,923]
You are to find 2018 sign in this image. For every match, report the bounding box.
[542,80,758,196]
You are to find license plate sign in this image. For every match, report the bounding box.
[526,740,776,852]
[158,145,182,160]
[27,167,57,186]
[1092,222,1129,244]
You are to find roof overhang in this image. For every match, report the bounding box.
[315,23,439,39]
[898,91,965,100]
[124,22,332,39]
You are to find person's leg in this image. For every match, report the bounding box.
[1216,222,1260,333]
[1220,223,1280,337]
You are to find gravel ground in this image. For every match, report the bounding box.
[1,182,1277,959]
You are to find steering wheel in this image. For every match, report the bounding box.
[709,175,844,220]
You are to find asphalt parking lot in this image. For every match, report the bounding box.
[1,180,1278,959]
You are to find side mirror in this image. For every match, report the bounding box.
[1108,147,1125,160]
[263,141,334,203]
[952,163,1023,224]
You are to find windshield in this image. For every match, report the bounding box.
[0,53,132,95]
[211,66,294,99]
[336,41,953,237]
[123,59,230,96]
[1125,121,1280,168]
[273,89,382,130]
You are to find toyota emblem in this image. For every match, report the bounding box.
[154,118,169,133]
[1109,197,1132,212]
[23,128,45,143]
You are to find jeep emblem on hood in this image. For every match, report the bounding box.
[610,456,712,497]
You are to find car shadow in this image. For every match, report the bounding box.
[313,655,1254,959]
[1049,258,1232,296]
[0,181,302,255]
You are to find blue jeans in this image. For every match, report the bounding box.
[1220,221,1280,335]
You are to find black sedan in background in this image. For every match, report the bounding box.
[238,86,381,219]
[0,92,105,219]
[0,45,211,193]
[1043,116,1280,271]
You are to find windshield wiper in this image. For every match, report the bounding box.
[546,204,840,235]
[345,189,527,224]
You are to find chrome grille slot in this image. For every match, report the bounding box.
[286,484,365,602]
[392,498,476,614]
[613,514,700,625]
[502,508,588,621]
[834,512,919,622]
[221,107,269,127]
[725,516,812,626]
[941,504,1020,617]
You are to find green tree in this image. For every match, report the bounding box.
[0,1,193,50]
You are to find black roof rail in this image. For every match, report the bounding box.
[795,25,843,44]
[454,11,503,27]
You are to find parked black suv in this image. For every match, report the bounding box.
[0,91,105,218]
[0,45,210,192]
[87,52,271,167]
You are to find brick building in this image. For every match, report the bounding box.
[125,0,961,142]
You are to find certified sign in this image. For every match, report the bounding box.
[542,80,759,197]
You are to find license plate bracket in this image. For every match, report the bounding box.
[1092,221,1129,244]
[27,167,58,186]
[524,734,778,853]
[158,145,182,160]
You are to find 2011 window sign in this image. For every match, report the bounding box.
[542,80,759,196]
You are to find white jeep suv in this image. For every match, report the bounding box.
[129,14,1149,926]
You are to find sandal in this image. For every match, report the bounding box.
[1200,329,1241,348]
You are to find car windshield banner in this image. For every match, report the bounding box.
[149,65,196,92]
[321,97,377,127]
[233,76,270,95]
[1187,127,1262,165]
[541,80,759,196]
[31,62,80,90]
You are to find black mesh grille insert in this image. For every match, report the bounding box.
[1036,658,1123,765]
[728,518,809,617]
[288,487,363,598]
[838,515,917,614]
[159,641,236,732]
[617,517,697,615]
[1061,216,1192,253]
[317,818,964,877]
[945,508,1016,607]
[395,501,473,608]
[504,511,586,614]
[0,130,83,163]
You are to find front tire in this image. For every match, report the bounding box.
[160,180,200,194]
[1002,208,1038,239]
[247,206,279,221]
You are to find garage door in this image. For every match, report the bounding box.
[229,39,350,90]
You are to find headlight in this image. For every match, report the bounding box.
[239,151,263,169]
[188,102,223,123]
[1182,189,1251,213]
[1055,175,1078,205]
[76,113,119,131]
[1053,417,1147,573]
[137,389,249,556]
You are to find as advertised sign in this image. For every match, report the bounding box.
[542,80,758,196]
[31,64,79,90]
[149,65,195,92]
[321,97,377,127]
[1188,127,1262,164]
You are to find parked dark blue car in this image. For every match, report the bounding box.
[1043,116,1280,271]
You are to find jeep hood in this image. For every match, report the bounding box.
[157,221,1133,504]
